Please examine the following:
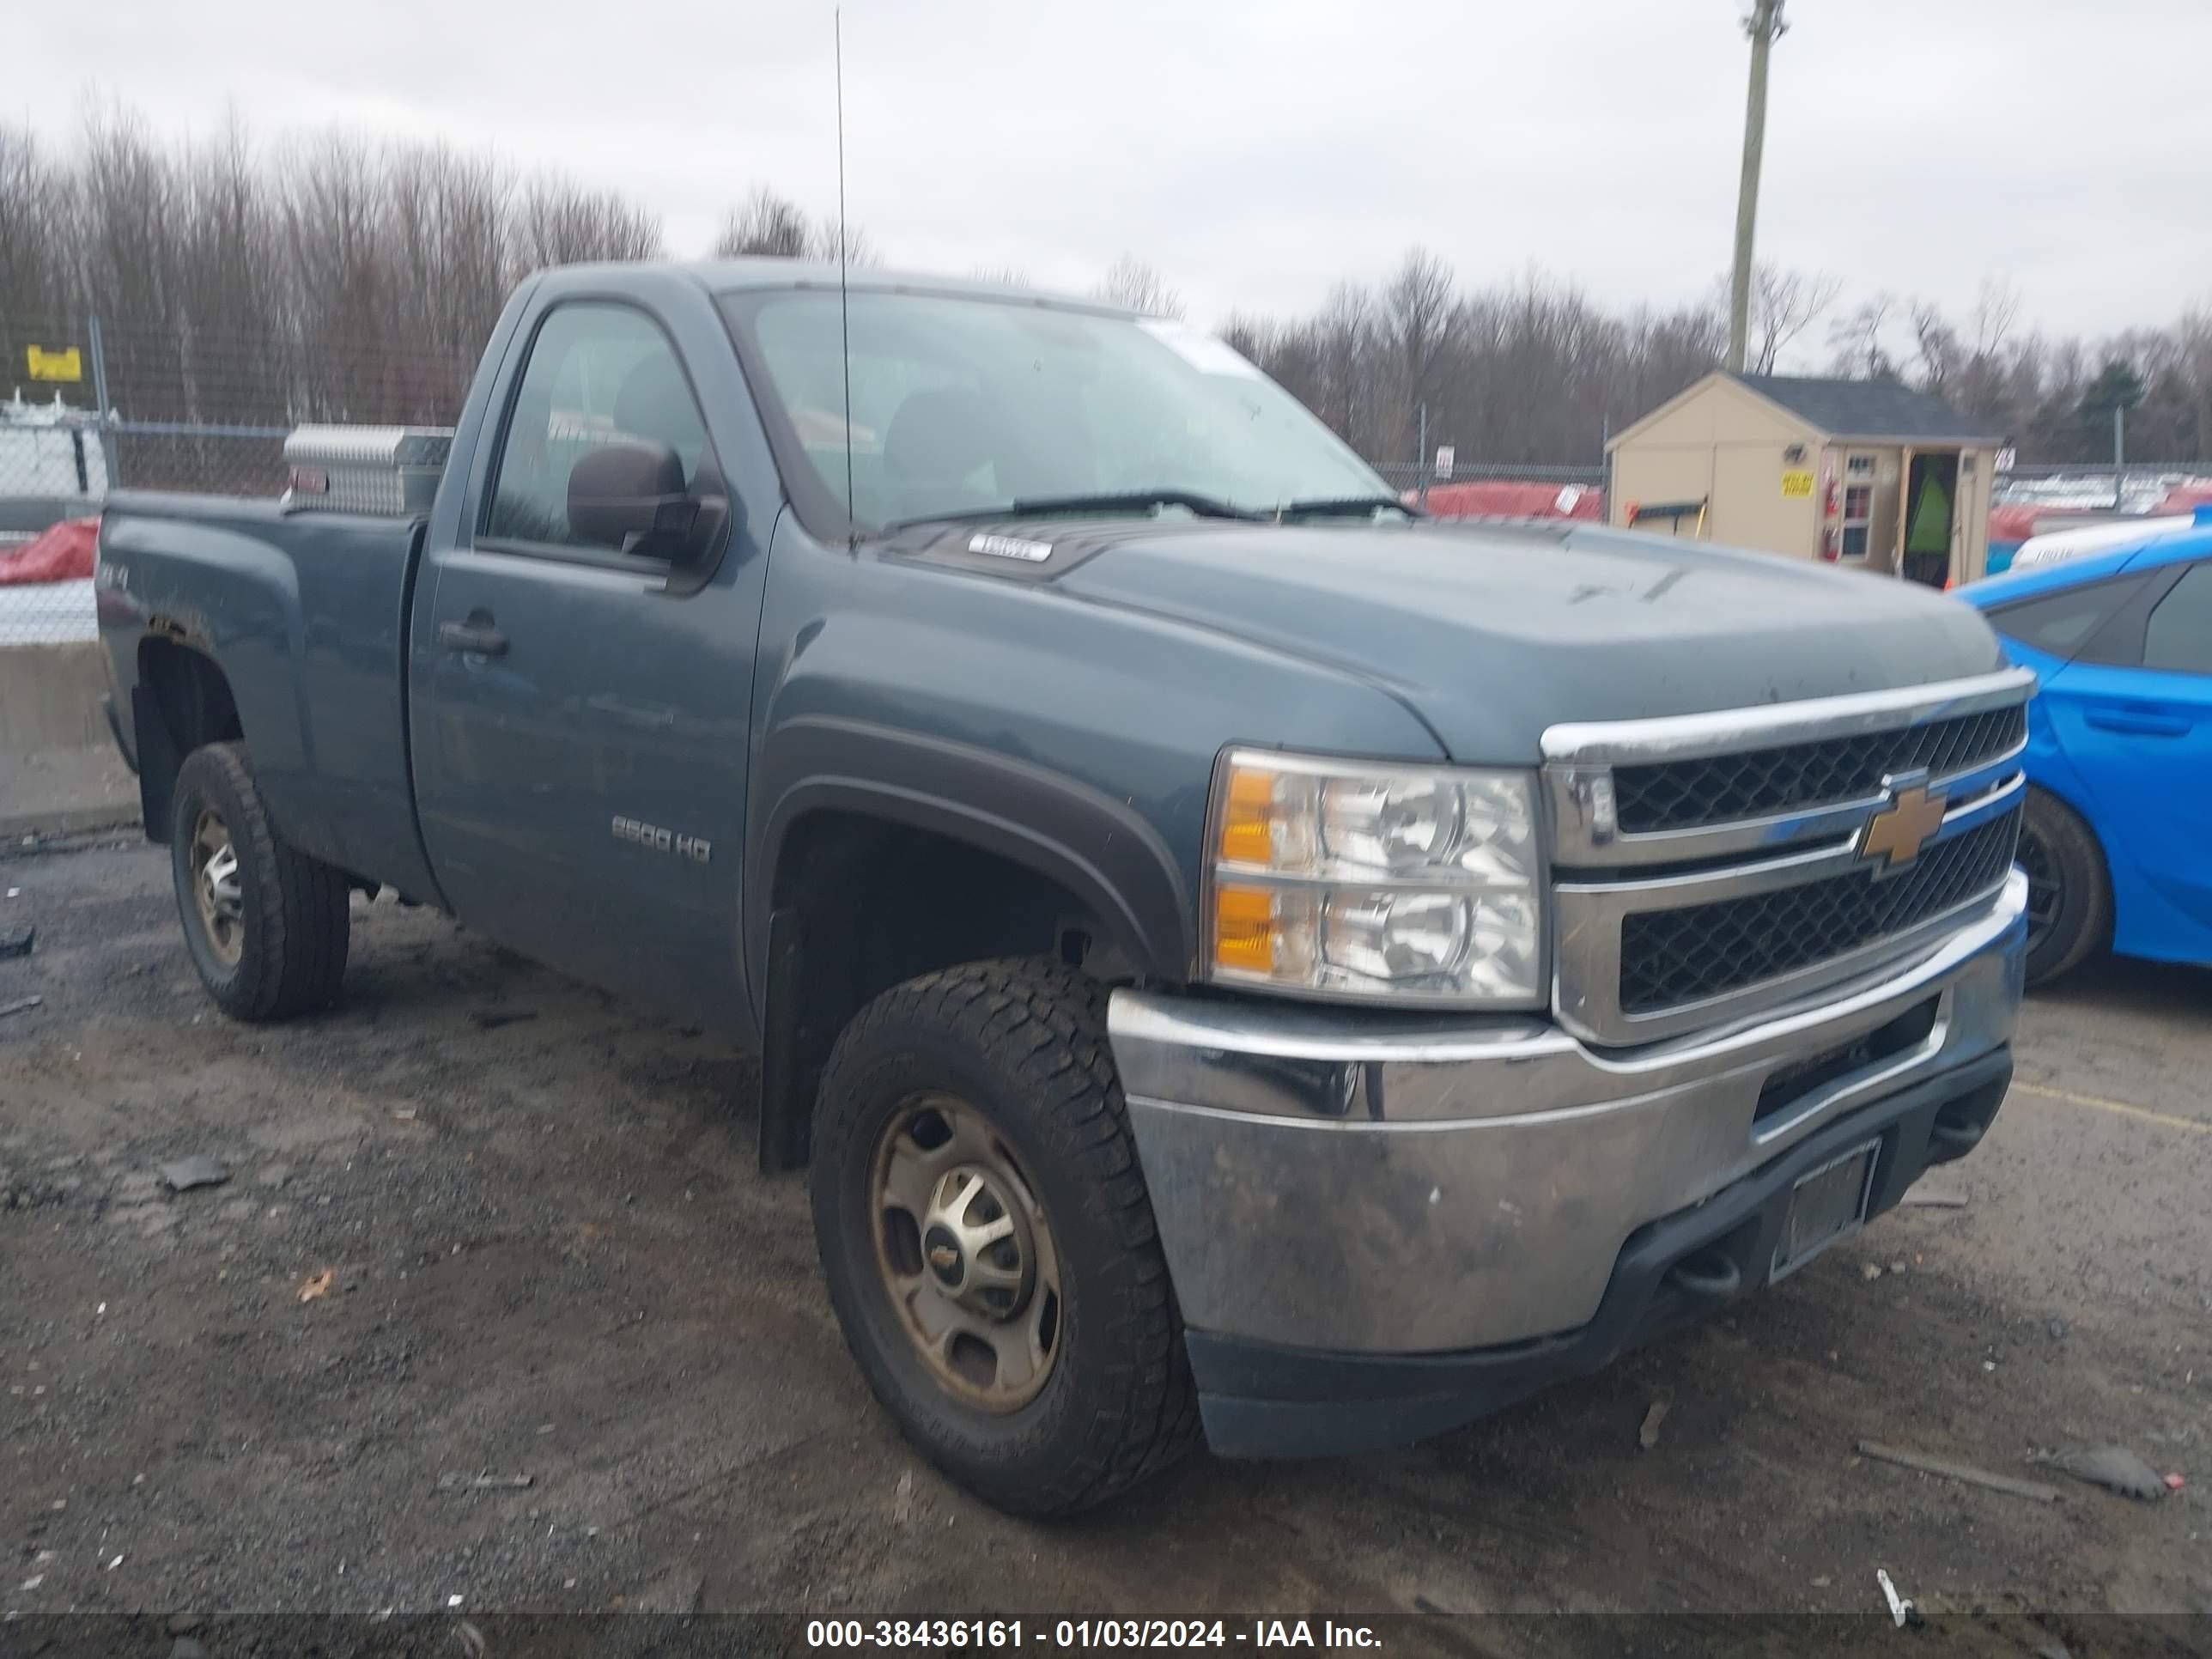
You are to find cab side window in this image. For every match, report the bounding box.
[486,303,710,551]
[2143,562,2212,675]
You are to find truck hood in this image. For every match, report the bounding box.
[1037,520,2008,763]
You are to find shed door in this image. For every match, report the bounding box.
[1836,452,1900,573]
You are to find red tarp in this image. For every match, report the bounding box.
[1986,504,2045,545]
[0,517,97,586]
[1418,481,1604,520]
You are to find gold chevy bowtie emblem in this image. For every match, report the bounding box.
[928,1244,961,1272]
[1859,785,1948,870]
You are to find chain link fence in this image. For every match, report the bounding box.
[2,307,463,648]
[0,402,103,647]
[0,413,295,646]
[1372,459,1607,492]
[0,561,98,646]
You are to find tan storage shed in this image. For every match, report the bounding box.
[1605,372,2006,586]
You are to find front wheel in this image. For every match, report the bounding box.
[809,958,1198,1516]
[2017,787,2111,988]
[169,743,352,1020]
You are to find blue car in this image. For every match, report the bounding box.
[1961,506,2212,985]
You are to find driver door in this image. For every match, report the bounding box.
[410,300,753,1026]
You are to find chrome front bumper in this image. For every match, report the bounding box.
[1109,869,2027,1356]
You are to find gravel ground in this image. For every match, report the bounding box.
[2,837,2208,1630]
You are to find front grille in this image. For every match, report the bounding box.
[1618,807,2021,1015]
[1612,706,2027,834]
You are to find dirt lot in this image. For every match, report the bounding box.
[3,836,2209,1630]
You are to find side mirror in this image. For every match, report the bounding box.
[568,439,717,561]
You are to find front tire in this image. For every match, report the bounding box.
[810,958,1198,1516]
[169,743,351,1020]
[2018,786,2110,988]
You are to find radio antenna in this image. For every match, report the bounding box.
[836,9,856,549]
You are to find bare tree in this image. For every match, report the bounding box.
[710,185,868,264]
[0,125,64,324]
[2180,301,2212,468]
[713,186,814,258]
[1736,264,1840,374]
[513,175,662,270]
[1382,247,1456,454]
[1969,278,2021,362]
[1234,269,1725,469]
[73,104,189,419]
[1216,311,1277,364]
[0,123,71,400]
[1093,254,1183,319]
[1311,281,1384,454]
[1826,293,1899,380]
[1,104,665,440]
[1907,298,1961,394]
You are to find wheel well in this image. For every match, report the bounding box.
[135,638,242,842]
[756,811,1136,1173]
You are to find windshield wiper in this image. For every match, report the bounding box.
[1273,495,1423,522]
[886,490,1264,532]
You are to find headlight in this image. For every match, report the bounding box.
[1205,750,1544,1005]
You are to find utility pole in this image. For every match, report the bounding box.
[1417,402,1429,507]
[1727,0,1787,374]
[2112,404,2126,511]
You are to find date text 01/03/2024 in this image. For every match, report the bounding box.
[805,1620,1384,1650]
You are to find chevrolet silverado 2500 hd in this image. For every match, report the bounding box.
[97,262,2032,1515]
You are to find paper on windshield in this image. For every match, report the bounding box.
[1137,319,1264,380]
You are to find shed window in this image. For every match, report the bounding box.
[1841,483,1874,557]
[1845,455,1876,477]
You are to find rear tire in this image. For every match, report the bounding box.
[2018,786,2110,988]
[810,957,1199,1516]
[169,743,351,1020]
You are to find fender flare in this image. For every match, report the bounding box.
[745,714,1196,1004]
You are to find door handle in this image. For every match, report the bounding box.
[2083,706,2189,738]
[436,620,509,658]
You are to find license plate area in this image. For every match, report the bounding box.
[1771,1137,1881,1282]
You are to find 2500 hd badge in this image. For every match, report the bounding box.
[611,815,711,864]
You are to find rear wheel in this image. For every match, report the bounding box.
[809,957,1199,1516]
[2018,787,2110,988]
[169,743,351,1020]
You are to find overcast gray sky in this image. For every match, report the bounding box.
[25,0,2212,349]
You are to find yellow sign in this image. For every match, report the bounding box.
[1781,470,1815,498]
[27,345,82,383]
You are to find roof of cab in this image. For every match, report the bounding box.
[659,258,1133,314]
[522,258,1140,315]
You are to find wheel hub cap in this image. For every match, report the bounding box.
[917,1166,1035,1315]
[190,808,245,966]
[870,1094,1062,1412]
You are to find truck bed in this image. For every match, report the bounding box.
[99,491,441,901]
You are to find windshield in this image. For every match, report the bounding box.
[723,289,1391,532]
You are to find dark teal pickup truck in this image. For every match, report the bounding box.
[97,262,2033,1514]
